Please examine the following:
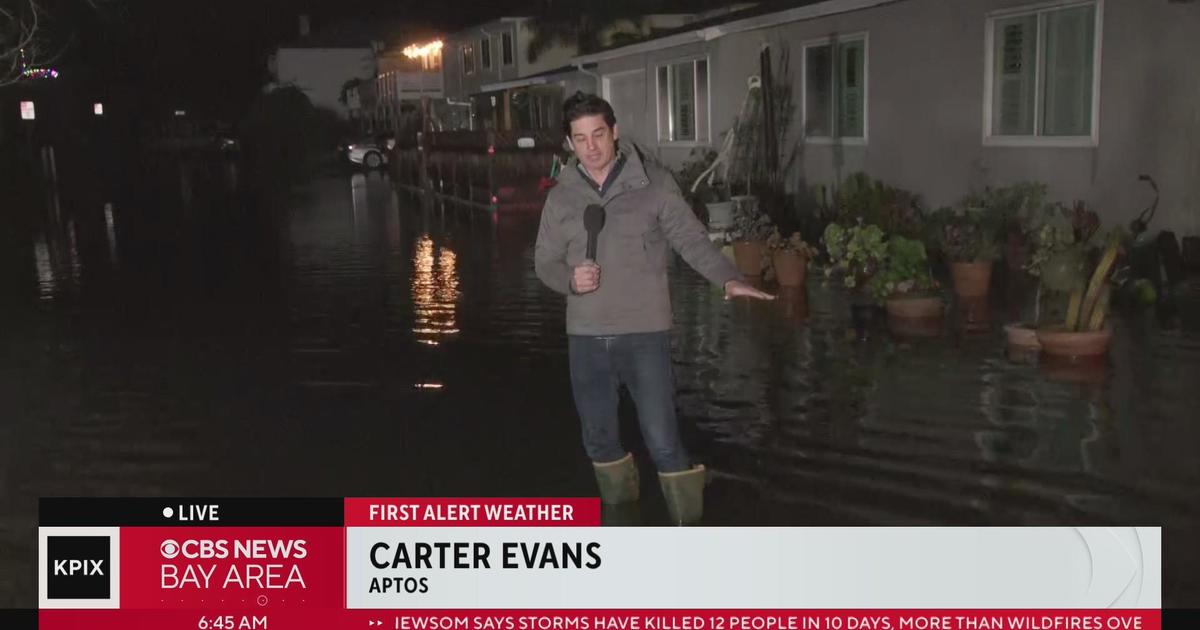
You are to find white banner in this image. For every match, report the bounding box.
[345,527,1160,609]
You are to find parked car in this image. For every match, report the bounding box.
[344,135,394,169]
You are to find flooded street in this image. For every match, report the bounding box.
[2,160,1198,607]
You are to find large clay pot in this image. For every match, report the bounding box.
[1036,325,1113,359]
[885,296,943,319]
[950,261,993,297]
[772,250,808,287]
[733,240,766,276]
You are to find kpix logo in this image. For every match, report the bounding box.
[47,536,110,599]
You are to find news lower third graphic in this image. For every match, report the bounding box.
[33,498,1165,630]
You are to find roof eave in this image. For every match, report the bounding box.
[572,0,901,64]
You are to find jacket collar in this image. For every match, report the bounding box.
[560,142,651,203]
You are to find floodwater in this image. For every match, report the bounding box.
[1,158,1198,607]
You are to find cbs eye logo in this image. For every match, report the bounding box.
[161,539,181,559]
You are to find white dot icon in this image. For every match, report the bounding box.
[162,507,174,518]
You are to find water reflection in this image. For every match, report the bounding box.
[33,235,56,300]
[104,202,119,264]
[411,234,460,343]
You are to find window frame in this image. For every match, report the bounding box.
[501,32,515,66]
[982,0,1103,148]
[801,32,869,146]
[654,55,711,147]
[480,37,492,70]
[461,43,475,76]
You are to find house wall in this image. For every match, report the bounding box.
[596,0,1200,234]
[444,20,526,99]
[273,48,376,118]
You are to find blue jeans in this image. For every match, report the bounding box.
[567,331,691,473]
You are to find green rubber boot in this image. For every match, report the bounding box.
[592,453,639,505]
[658,464,707,526]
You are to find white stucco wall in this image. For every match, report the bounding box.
[596,0,1200,235]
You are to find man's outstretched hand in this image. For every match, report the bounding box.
[724,279,775,301]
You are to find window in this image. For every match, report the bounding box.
[986,2,1099,143]
[502,32,514,66]
[656,58,709,143]
[803,36,866,141]
[461,44,475,76]
[481,37,492,69]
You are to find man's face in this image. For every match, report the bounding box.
[569,113,619,173]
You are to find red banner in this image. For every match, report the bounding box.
[40,609,1162,630]
[119,527,344,609]
[344,499,601,527]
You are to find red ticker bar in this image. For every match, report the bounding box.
[40,609,1163,630]
[344,498,601,526]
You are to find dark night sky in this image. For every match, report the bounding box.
[47,0,735,120]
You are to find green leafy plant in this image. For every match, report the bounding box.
[766,228,818,257]
[929,206,1003,263]
[869,236,939,302]
[730,200,775,242]
[822,222,887,298]
[1025,201,1100,290]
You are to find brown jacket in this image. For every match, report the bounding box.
[534,145,741,336]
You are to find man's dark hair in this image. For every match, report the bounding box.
[562,91,616,135]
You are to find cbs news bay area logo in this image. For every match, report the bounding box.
[46,535,111,599]
[160,537,308,589]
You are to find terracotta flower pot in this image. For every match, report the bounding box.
[950,261,993,297]
[733,240,766,277]
[1036,325,1113,359]
[1003,323,1041,351]
[772,250,808,287]
[885,296,943,319]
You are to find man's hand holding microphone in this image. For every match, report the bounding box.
[572,205,606,295]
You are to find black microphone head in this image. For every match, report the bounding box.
[584,204,606,234]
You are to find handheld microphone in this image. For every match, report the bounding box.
[584,204,606,261]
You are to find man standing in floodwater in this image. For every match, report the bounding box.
[534,92,774,525]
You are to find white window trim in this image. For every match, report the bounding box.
[801,32,869,146]
[982,0,1103,148]
[654,55,712,145]
[481,37,492,70]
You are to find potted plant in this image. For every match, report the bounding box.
[1005,201,1101,354]
[729,201,775,277]
[872,236,942,320]
[1036,222,1128,357]
[766,228,817,287]
[931,205,1002,298]
[678,148,733,230]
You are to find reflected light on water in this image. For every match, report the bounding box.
[411,234,461,343]
[33,235,56,300]
[104,203,118,264]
